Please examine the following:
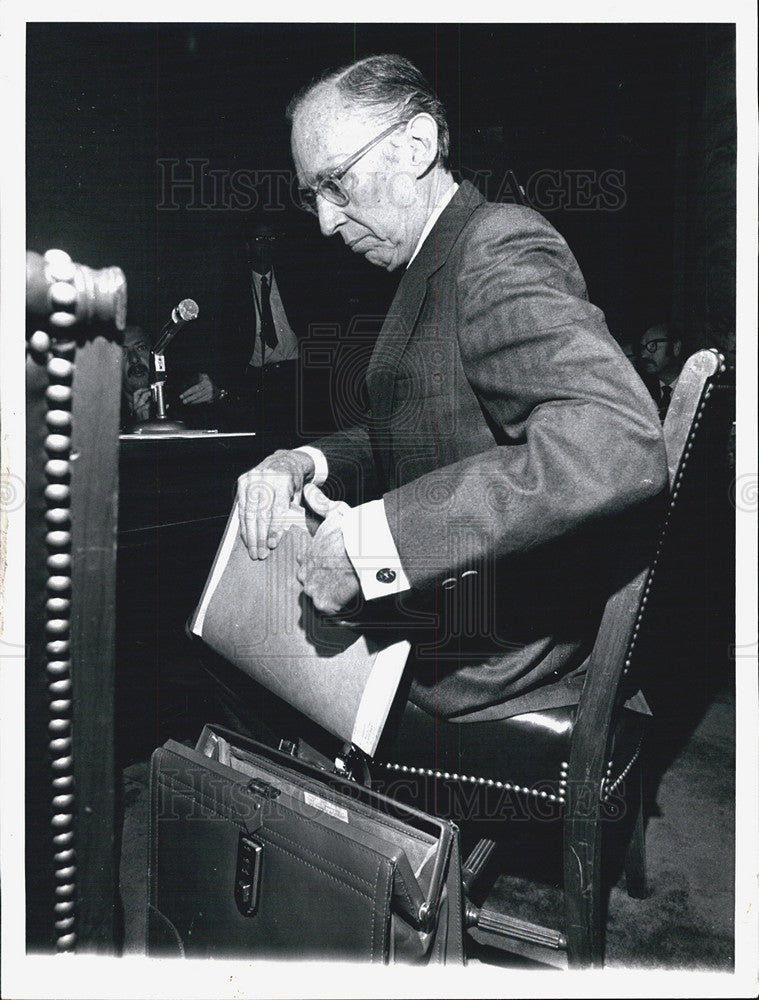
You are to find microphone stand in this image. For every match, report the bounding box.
[129,349,187,434]
[129,300,198,434]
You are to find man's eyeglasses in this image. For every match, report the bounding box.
[640,338,669,355]
[297,120,410,216]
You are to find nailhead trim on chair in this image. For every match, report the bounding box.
[377,742,642,808]
[619,371,721,681]
[601,735,643,802]
[29,266,81,955]
[377,761,566,803]
[43,336,79,954]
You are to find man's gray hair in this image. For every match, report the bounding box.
[286,54,450,167]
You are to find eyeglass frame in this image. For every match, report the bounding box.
[297,119,412,216]
[639,337,671,355]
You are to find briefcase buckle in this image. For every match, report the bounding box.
[235,832,263,917]
[247,777,281,800]
[333,742,371,784]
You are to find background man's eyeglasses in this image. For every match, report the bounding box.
[640,338,670,355]
[298,120,410,216]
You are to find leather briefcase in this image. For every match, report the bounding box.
[147,725,465,964]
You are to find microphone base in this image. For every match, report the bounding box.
[129,418,188,435]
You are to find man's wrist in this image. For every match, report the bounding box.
[293,448,316,483]
[341,499,412,600]
[294,445,327,485]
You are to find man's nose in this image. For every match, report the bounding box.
[316,197,347,237]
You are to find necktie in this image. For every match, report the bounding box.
[659,383,672,417]
[259,274,277,349]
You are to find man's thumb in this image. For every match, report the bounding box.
[302,482,347,520]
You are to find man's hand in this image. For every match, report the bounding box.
[236,449,316,559]
[296,488,360,615]
[180,372,215,405]
[129,387,151,421]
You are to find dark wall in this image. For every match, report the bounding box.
[27,24,159,335]
[27,22,735,359]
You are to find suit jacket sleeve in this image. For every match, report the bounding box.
[307,420,381,505]
[383,207,668,591]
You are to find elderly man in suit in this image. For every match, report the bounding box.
[234,54,667,725]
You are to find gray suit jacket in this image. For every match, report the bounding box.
[313,181,667,720]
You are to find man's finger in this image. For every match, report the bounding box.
[237,507,247,551]
[312,592,339,616]
[266,476,297,550]
[236,478,250,550]
[251,479,276,558]
[302,483,332,517]
[303,482,348,520]
[236,451,310,559]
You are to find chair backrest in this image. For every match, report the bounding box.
[25,250,125,952]
[566,349,727,797]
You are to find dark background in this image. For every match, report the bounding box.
[25,20,737,758]
[27,22,736,370]
[23,23,738,956]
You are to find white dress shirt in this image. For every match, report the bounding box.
[248,267,300,368]
[297,183,460,599]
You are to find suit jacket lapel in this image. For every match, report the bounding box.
[368,180,486,425]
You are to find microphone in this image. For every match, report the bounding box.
[134,298,199,433]
[153,298,199,354]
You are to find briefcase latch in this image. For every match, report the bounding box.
[235,832,263,917]
[247,777,281,800]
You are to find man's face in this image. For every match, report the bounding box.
[639,328,672,376]
[291,88,423,271]
[123,335,151,392]
[245,226,276,274]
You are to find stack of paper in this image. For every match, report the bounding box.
[190,499,410,756]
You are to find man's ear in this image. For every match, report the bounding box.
[672,339,682,358]
[406,113,439,177]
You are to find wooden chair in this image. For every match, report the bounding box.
[373,349,727,968]
[25,249,125,952]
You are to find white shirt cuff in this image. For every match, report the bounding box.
[341,499,412,600]
[294,445,328,486]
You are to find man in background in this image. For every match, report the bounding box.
[638,322,684,421]
[181,223,315,446]
[121,325,151,427]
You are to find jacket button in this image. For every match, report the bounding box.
[376,568,396,584]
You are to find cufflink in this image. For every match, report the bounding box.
[375,568,396,584]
